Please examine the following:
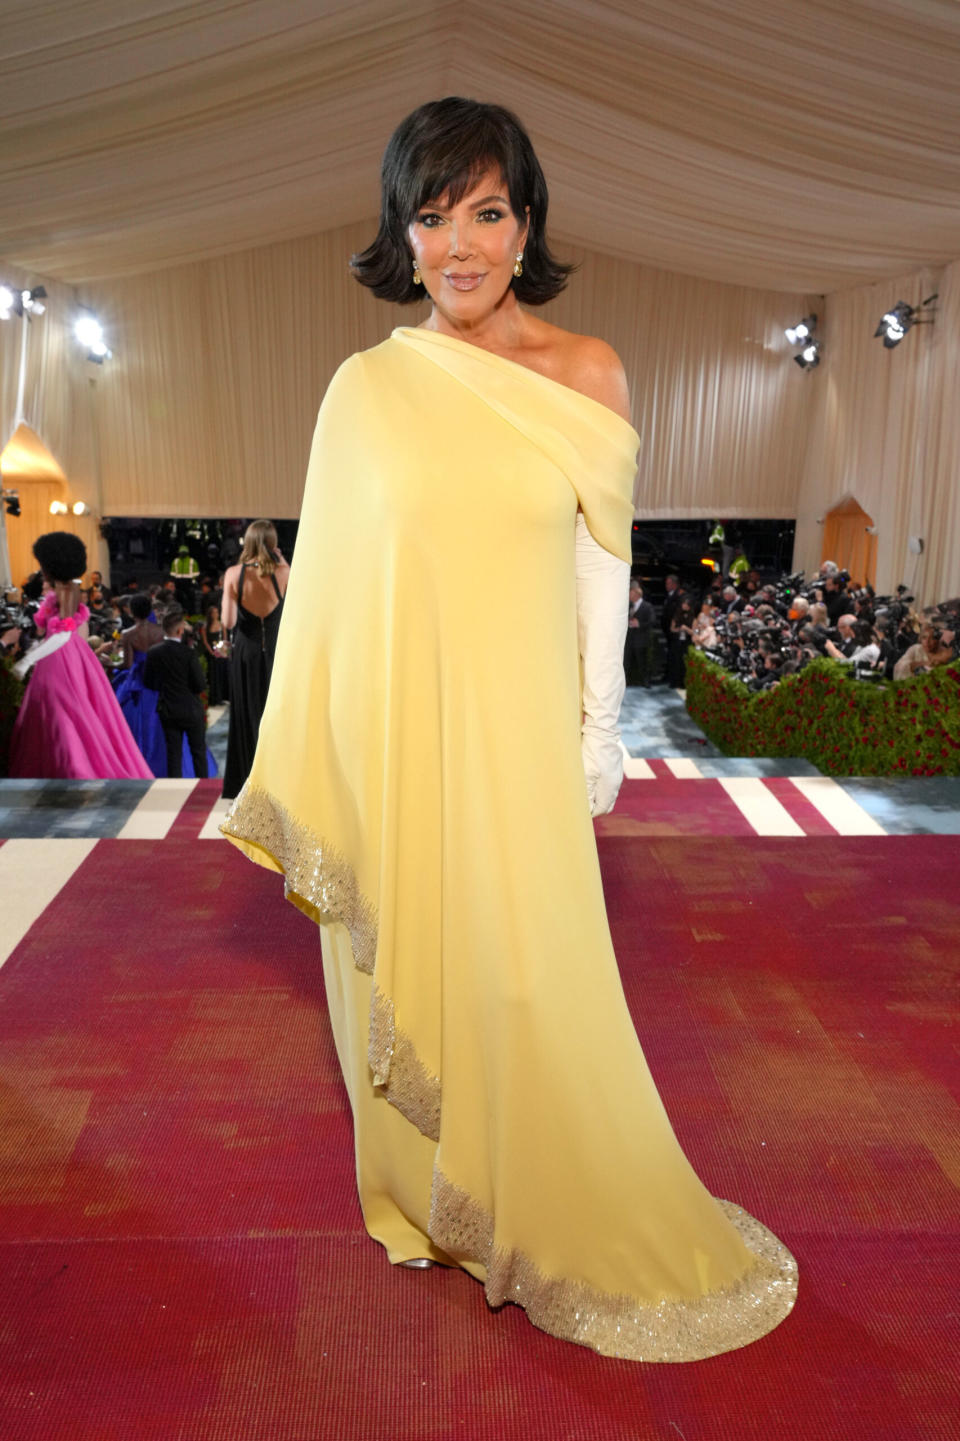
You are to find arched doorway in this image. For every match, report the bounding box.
[821,496,877,587]
[0,423,96,588]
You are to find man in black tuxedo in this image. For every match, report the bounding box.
[624,580,656,686]
[144,605,208,778]
[660,574,684,635]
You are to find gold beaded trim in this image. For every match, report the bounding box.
[429,1169,798,1362]
[370,986,441,1142]
[221,783,441,1140]
[220,782,378,973]
[223,784,798,1359]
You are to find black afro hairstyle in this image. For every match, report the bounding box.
[32,531,87,584]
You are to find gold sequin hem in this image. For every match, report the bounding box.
[428,1169,798,1362]
[221,784,441,1141]
[220,782,378,973]
[370,986,441,1141]
[223,786,798,1359]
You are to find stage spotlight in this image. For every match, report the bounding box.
[49,500,69,515]
[3,491,20,517]
[785,315,817,345]
[794,341,821,370]
[874,301,913,348]
[74,311,112,362]
[0,284,46,320]
[72,501,89,516]
[874,293,938,348]
[21,286,46,315]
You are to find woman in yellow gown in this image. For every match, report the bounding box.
[222,98,797,1361]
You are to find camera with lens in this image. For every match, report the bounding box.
[0,595,39,656]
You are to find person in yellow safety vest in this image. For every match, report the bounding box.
[729,547,749,582]
[170,544,199,611]
[170,545,199,581]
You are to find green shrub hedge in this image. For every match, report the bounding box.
[685,647,960,775]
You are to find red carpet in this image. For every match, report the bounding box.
[1,820,958,1439]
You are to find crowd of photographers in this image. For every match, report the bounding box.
[6,555,958,702]
[643,561,959,692]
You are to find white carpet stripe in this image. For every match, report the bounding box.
[664,758,702,778]
[0,839,97,968]
[198,794,232,840]
[621,746,656,780]
[719,777,805,836]
[789,776,887,835]
[117,779,196,840]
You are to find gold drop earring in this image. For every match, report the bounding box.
[513,252,524,278]
[412,261,423,285]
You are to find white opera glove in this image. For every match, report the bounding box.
[576,512,629,817]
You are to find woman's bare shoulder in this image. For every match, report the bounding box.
[523,318,631,423]
[566,334,631,422]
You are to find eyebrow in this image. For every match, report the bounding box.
[420,194,510,211]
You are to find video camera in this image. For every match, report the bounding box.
[0,595,39,657]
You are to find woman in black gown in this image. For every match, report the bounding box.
[200,603,231,706]
[221,520,289,799]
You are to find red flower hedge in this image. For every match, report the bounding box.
[685,649,960,776]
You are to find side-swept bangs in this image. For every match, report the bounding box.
[351,97,573,306]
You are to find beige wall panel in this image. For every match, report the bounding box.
[86,224,815,523]
[6,228,959,607]
[545,246,815,518]
[87,224,425,518]
[795,263,957,602]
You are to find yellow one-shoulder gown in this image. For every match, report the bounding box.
[222,326,797,1360]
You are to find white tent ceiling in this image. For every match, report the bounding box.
[1,0,959,293]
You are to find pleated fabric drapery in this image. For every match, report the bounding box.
[794,258,960,604]
[918,259,960,606]
[81,224,816,523]
[6,229,960,603]
[547,248,817,520]
[2,1,959,296]
[82,224,418,520]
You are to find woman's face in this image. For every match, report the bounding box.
[407,168,528,325]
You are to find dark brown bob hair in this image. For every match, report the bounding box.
[351,97,573,306]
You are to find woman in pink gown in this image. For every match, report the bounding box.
[10,532,152,780]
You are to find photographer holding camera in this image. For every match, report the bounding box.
[825,618,880,669]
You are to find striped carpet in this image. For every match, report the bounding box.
[0,773,958,1439]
